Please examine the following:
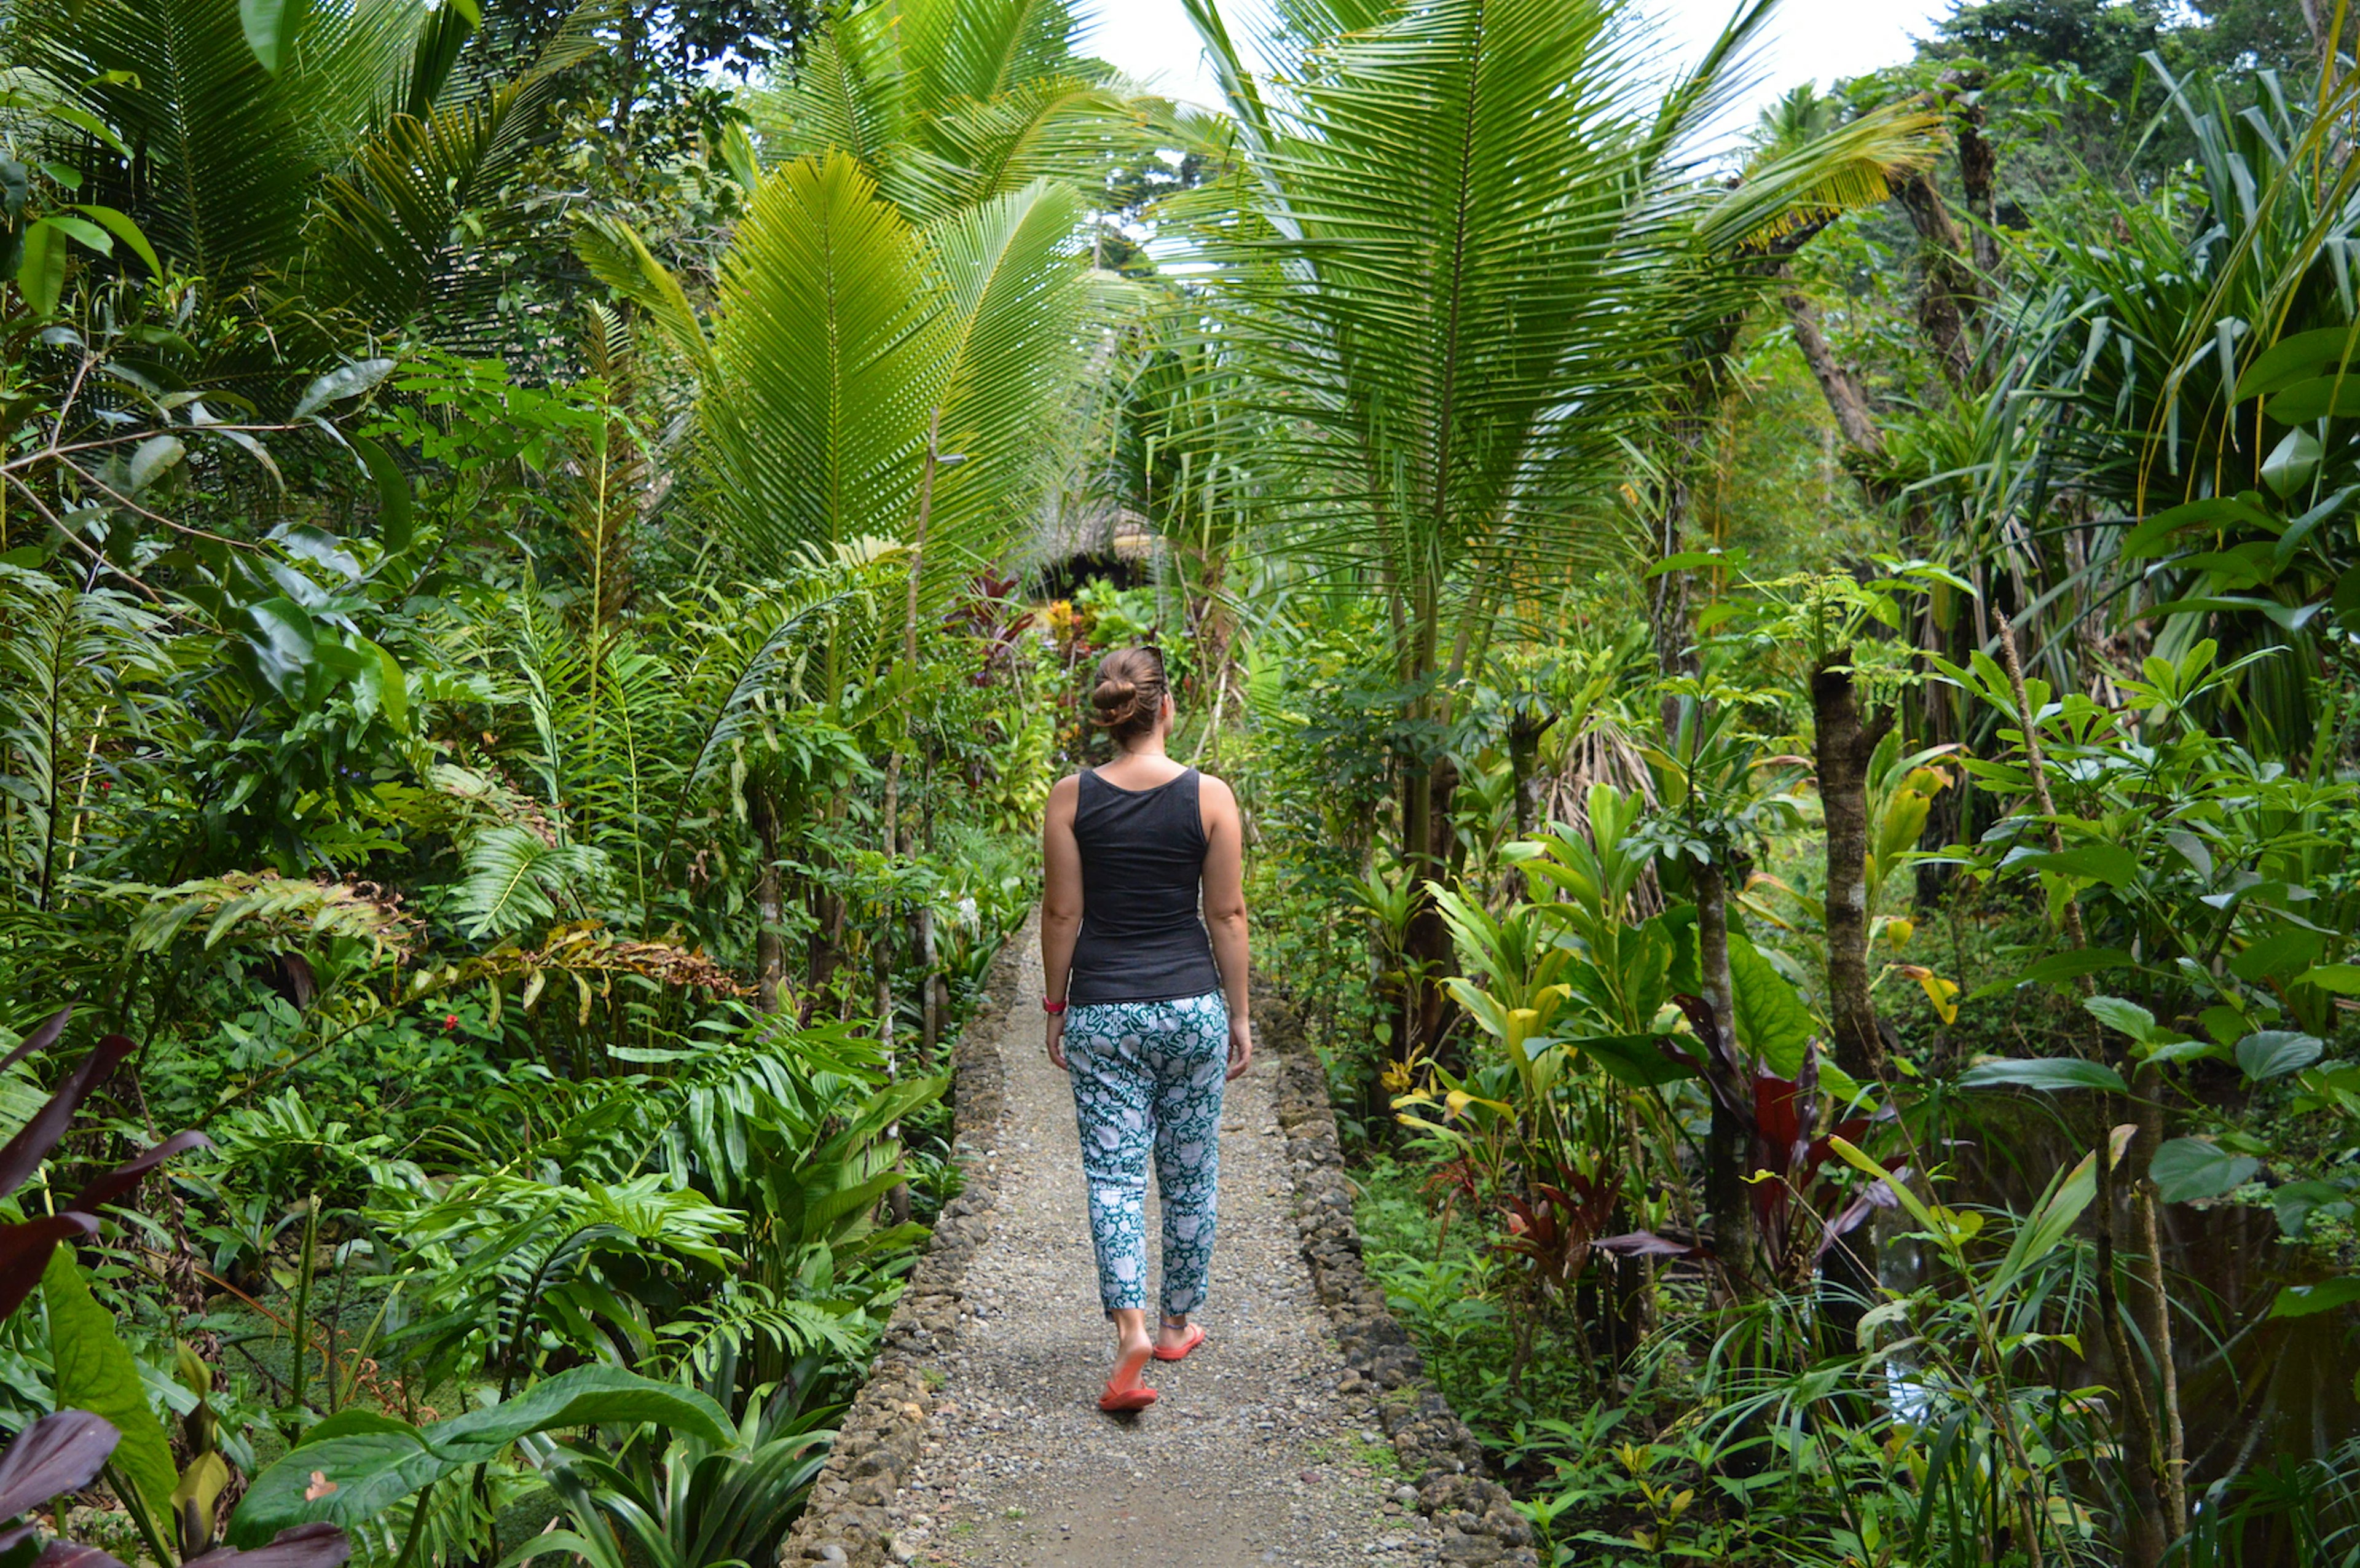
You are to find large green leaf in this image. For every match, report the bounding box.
[1726,928,1811,1077]
[2010,843,2141,889]
[42,1249,178,1528]
[230,1367,732,1546]
[1571,1033,1697,1089]
[2234,324,2360,400]
[15,218,66,316]
[2236,1030,2323,1082]
[1956,1057,2131,1094]
[2149,1137,2258,1203]
[239,0,310,74]
[2268,1277,2360,1319]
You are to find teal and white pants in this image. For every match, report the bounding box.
[1064,990,1229,1318]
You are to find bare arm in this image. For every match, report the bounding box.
[1199,774,1252,1078]
[1040,775,1082,1069]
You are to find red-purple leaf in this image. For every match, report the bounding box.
[0,1037,137,1201]
[0,1010,71,1076]
[184,1522,351,1568]
[33,1540,128,1568]
[67,1132,213,1218]
[1814,1167,1913,1262]
[0,1411,122,1520]
[1596,1231,1710,1258]
[0,1215,99,1325]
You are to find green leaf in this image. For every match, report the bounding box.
[1995,1132,2127,1293]
[42,1249,178,1528]
[2149,1137,2259,1204]
[2082,995,2156,1043]
[2335,568,2360,626]
[352,436,412,553]
[2260,374,2360,425]
[2262,428,2323,497]
[1967,947,2135,1001]
[1727,928,1811,1077]
[232,1366,731,1546]
[240,598,318,697]
[2296,963,2360,995]
[240,0,312,74]
[2235,1030,2323,1082]
[430,1366,733,1451]
[2120,495,2282,558]
[2235,325,2360,400]
[37,214,112,254]
[1570,1034,1696,1089]
[127,434,185,492]
[17,219,67,317]
[2268,1278,2360,1319]
[1956,1057,2130,1094]
[368,640,407,729]
[2270,1180,2349,1240]
[2012,843,2140,888]
[291,358,397,420]
[66,206,160,276]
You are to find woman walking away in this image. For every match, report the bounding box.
[1040,645,1253,1413]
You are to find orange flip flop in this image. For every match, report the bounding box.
[1098,1344,1158,1412]
[1152,1324,1206,1362]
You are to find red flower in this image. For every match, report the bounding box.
[443,1014,459,1031]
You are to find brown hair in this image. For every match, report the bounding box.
[1089,646,1168,745]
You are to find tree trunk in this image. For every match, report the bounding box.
[1893,170,1983,393]
[1694,860,1751,1295]
[2096,1110,2171,1568]
[1943,69,2001,281]
[752,789,784,1014]
[1397,754,1460,1068]
[1507,710,1552,838]
[1811,654,1892,1350]
[1782,291,1889,467]
[1812,654,1892,1083]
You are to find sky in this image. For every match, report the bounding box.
[1084,0,1954,134]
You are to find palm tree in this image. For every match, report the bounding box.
[1182,0,1940,1067]
[745,0,1162,228]
[9,0,597,342]
[580,0,1149,1002]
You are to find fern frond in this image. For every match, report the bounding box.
[124,870,420,956]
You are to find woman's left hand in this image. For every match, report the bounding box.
[1045,1009,1068,1072]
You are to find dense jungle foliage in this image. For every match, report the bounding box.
[0,0,2357,1564]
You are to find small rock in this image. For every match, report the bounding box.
[1394,1485,1421,1508]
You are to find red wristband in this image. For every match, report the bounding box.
[1042,998,1068,1015]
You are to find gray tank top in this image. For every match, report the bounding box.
[1068,767,1223,1005]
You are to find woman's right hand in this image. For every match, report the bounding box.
[1045,1009,1068,1072]
[1225,1015,1254,1080]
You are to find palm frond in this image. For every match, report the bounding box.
[450,824,608,939]
[920,177,1096,582]
[704,151,944,562]
[1699,99,1948,253]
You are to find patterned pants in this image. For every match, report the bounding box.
[1064,990,1229,1317]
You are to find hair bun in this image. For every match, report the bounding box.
[1087,648,1167,742]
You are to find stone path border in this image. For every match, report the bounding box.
[779,928,1538,1568]
[1262,988,1541,1568]
[781,931,1021,1567]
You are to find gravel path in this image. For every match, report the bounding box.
[887,936,1447,1568]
